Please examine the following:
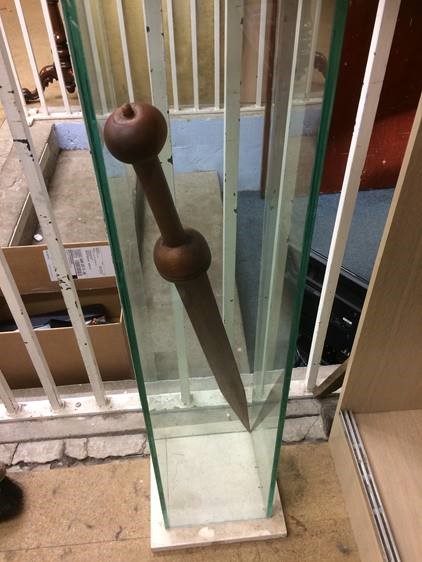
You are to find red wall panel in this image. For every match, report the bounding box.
[321,0,422,193]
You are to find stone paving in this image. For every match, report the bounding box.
[0,397,334,471]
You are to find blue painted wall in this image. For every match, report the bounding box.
[55,104,320,191]
[170,115,264,190]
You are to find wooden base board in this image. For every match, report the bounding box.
[150,459,287,551]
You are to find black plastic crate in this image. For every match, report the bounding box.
[296,250,368,366]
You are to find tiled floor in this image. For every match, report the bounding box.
[0,443,359,561]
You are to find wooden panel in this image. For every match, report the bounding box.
[356,410,422,561]
[329,415,384,562]
[341,94,422,412]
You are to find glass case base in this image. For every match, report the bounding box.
[150,458,287,551]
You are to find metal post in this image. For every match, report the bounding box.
[213,0,220,109]
[304,0,322,99]
[0,369,19,415]
[142,0,191,404]
[84,0,108,115]
[0,248,62,410]
[40,0,72,114]
[253,0,303,393]
[256,0,268,107]
[166,0,179,111]
[222,0,243,344]
[190,0,199,110]
[116,0,135,102]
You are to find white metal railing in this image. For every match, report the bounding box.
[0,22,108,414]
[0,0,402,428]
[10,0,81,122]
[304,0,401,391]
[1,0,322,123]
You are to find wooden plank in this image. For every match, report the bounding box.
[329,415,384,562]
[356,410,422,561]
[313,359,348,398]
[341,93,422,412]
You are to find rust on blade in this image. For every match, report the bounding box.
[176,274,250,431]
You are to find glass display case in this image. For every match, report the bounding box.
[62,0,347,549]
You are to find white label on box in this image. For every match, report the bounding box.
[43,246,115,281]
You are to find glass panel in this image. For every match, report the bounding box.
[252,0,348,515]
[63,0,346,528]
[61,0,170,526]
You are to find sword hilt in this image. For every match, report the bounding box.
[104,102,211,283]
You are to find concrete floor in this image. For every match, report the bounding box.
[0,443,359,561]
[0,120,58,246]
[34,149,108,243]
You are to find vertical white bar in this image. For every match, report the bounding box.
[255,0,267,107]
[142,0,175,190]
[84,0,107,115]
[39,0,71,114]
[214,0,220,109]
[0,18,27,117]
[304,0,322,99]
[83,0,107,115]
[305,0,401,391]
[84,1,108,115]
[166,0,179,111]
[255,0,302,393]
[0,369,19,415]
[0,249,62,410]
[143,0,191,405]
[0,28,108,408]
[13,0,48,114]
[222,0,243,343]
[116,0,135,102]
[190,0,199,110]
[93,0,118,110]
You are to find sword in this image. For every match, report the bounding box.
[104,102,250,431]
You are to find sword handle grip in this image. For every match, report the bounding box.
[104,102,185,247]
[104,102,211,282]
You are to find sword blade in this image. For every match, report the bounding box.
[175,273,250,431]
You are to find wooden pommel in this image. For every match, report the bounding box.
[104,102,212,281]
[104,102,167,164]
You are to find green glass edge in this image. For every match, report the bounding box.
[266,0,349,517]
[61,0,169,528]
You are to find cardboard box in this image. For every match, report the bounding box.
[0,242,134,389]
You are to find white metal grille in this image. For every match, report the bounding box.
[0,0,397,429]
